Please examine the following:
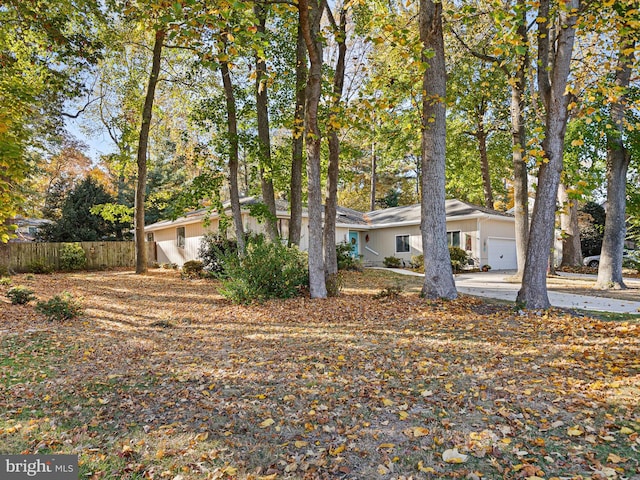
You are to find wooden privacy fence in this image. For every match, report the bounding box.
[0,241,156,272]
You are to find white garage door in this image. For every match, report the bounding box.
[487,238,517,270]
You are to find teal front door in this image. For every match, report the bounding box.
[348,231,359,258]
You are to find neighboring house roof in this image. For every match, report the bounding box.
[144,197,512,232]
[10,216,53,242]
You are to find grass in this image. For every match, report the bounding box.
[0,269,638,479]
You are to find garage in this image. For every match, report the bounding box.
[487,237,517,270]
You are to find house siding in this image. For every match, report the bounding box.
[145,200,516,270]
[478,218,516,268]
[152,215,315,267]
[155,220,218,266]
[362,225,422,266]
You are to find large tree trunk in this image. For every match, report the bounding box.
[299,0,327,298]
[288,23,307,247]
[324,5,347,291]
[596,38,634,289]
[517,0,578,308]
[220,37,245,256]
[254,3,279,242]
[418,0,457,300]
[558,182,582,266]
[134,28,164,275]
[511,0,529,277]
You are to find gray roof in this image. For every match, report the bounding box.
[145,197,511,231]
[336,206,369,225]
[364,199,513,225]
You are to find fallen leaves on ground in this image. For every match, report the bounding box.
[0,269,639,479]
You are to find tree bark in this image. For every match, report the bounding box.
[299,0,327,298]
[476,105,493,208]
[517,0,578,308]
[596,38,634,289]
[134,27,164,275]
[558,182,582,266]
[324,5,347,290]
[219,36,245,256]
[511,0,529,277]
[419,0,457,300]
[254,3,279,241]
[288,23,307,247]
[370,141,377,211]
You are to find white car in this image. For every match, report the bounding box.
[583,249,638,268]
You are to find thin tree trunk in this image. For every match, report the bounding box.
[511,0,529,278]
[517,0,578,308]
[324,5,347,290]
[135,28,164,275]
[419,0,457,300]
[219,37,245,256]
[299,0,327,298]
[288,23,306,247]
[558,182,582,266]
[596,38,634,289]
[254,3,279,241]
[370,141,377,211]
[476,106,493,208]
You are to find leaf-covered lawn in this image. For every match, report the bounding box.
[1,269,639,479]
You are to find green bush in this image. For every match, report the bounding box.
[35,292,83,321]
[59,243,87,271]
[0,277,12,286]
[383,256,401,268]
[336,242,362,271]
[6,286,35,305]
[182,260,204,278]
[410,254,424,270]
[373,285,402,300]
[198,233,241,276]
[623,256,640,273]
[27,259,54,274]
[220,237,308,304]
[449,246,468,273]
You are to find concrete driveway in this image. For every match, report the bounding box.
[385,268,640,313]
[455,271,640,313]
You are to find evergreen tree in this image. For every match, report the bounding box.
[38,177,122,242]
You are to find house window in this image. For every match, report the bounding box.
[447,231,461,248]
[147,233,154,242]
[395,235,410,253]
[465,234,472,251]
[176,227,185,249]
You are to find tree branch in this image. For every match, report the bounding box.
[449,27,508,75]
[62,95,103,119]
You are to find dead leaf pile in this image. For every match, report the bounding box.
[0,269,638,479]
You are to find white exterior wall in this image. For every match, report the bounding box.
[446,218,480,267]
[154,220,218,266]
[335,227,350,245]
[362,225,422,266]
[361,217,515,268]
[478,218,517,268]
[151,215,315,266]
[147,210,516,269]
